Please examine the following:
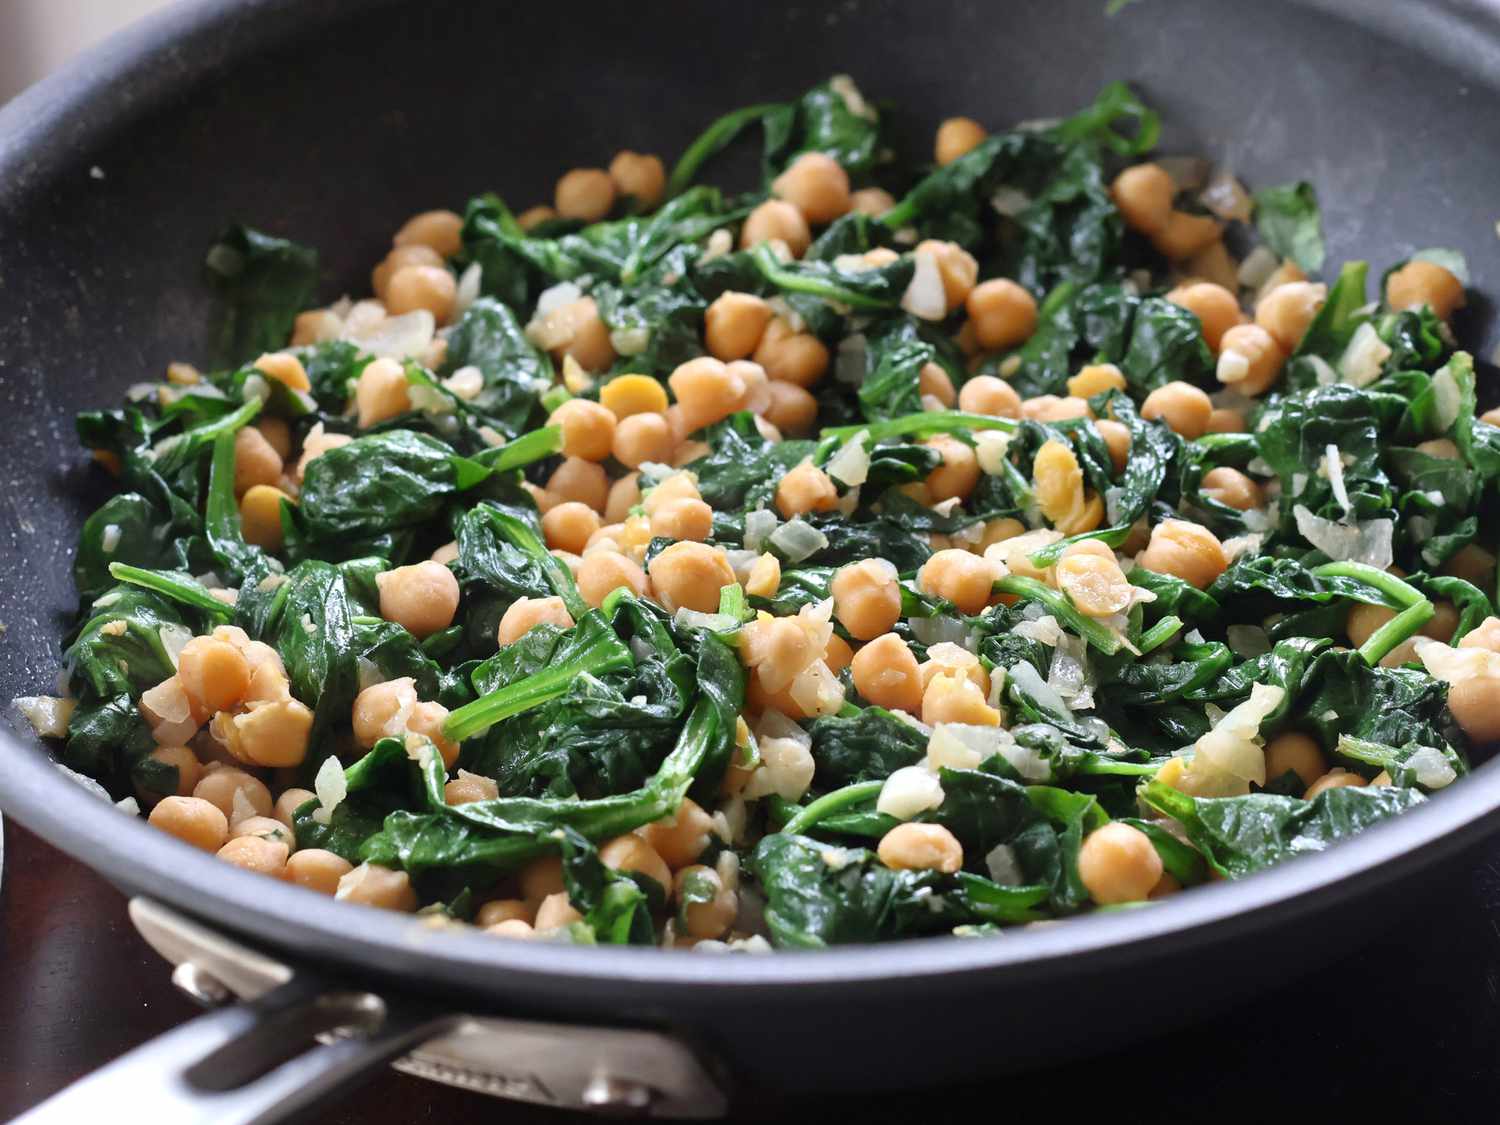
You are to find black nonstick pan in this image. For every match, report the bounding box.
[3,0,1500,1119]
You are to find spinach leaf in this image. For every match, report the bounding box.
[438,298,549,439]
[299,430,461,539]
[204,225,319,367]
[1252,181,1325,272]
[805,706,928,787]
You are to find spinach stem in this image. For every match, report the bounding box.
[821,410,1017,444]
[748,243,896,310]
[781,780,885,836]
[1358,600,1435,665]
[1311,561,1425,609]
[666,102,780,198]
[1137,615,1182,654]
[107,563,235,619]
[994,575,1122,655]
[1312,561,1434,665]
[473,425,563,472]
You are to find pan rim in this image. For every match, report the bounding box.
[3,0,1500,1007]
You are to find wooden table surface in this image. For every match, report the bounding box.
[6,814,1500,1122]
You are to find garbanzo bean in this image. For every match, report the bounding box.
[534,891,583,930]
[1386,259,1465,320]
[674,865,738,940]
[355,357,411,428]
[1141,381,1213,439]
[1255,280,1327,352]
[1200,466,1264,511]
[740,200,812,257]
[178,636,251,715]
[605,413,670,470]
[772,152,851,224]
[745,552,782,598]
[1067,363,1127,398]
[1110,163,1174,234]
[217,697,314,769]
[1056,543,1132,617]
[385,264,457,323]
[878,823,964,873]
[1077,823,1162,905]
[1033,439,1101,535]
[193,767,272,822]
[604,473,642,525]
[372,244,442,298]
[916,240,979,312]
[919,362,957,407]
[1448,675,1500,741]
[1345,602,1395,648]
[294,423,352,482]
[1022,394,1093,423]
[831,559,902,641]
[542,501,603,555]
[286,849,353,895]
[650,496,714,542]
[1135,519,1228,589]
[336,863,419,911]
[754,318,830,387]
[966,278,1038,351]
[376,560,461,638]
[924,434,980,503]
[600,835,672,894]
[957,374,1022,418]
[850,187,897,217]
[704,292,774,361]
[574,551,647,610]
[217,835,289,877]
[445,774,499,805]
[497,596,575,645]
[253,351,311,393]
[761,380,819,435]
[775,460,840,519]
[935,116,986,165]
[1095,419,1132,473]
[647,541,736,613]
[1166,281,1242,351]
[393,209,463,257]
[550,398,617,461]
[669,356,745,432]
[254,416,293,461]
[233,425,283,496]
[137,745,203,805]
[1206,407,1247,433]
[517,205,557,230]
[1445,544,1497,591]
[149,795,229,852]
[922,672,1000,727]
[489,919,536,939]
[555,167,615,221]
[851,632,923,712]
[1303,768,1368,800]
[544,297,617,373]
[1264,732,1328,790]
[239,484,292,551]
[638,798,715,869]
[918,548,996,614]
[642,472,702,515]
[273,787,314,830]
[1151,211,1222,260]
[1216,323,1286,396]
[476,899,533,928]
[352,676,417,747]
[407,700,460,768]
[600,373,669,419]
[290,310,341,347]
[1459,616,1500,654]
[608,150,666,209]
[546,457,610,513]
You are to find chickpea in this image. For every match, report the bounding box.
[406,700,460,768]
[966,279,1038,351]
[372,244,443,298]
[851,633,923,712]
[193,767,272,822]
[239,484,292,551]
[1056,544,1132,617]
[751,616,821,694]
[647,541,736,614]
[775,460,839,520]
[497,596,575,645]
[600,373,669,420]
[546,456,610,513]
[1110,163,1174,235]
[916,240,979,312]
[1206,407,1247,434]
[253,352,311,393]
[878,823,964,873]
[1066,363,1126,399]
[1151,211,1223,260]
[1095,419,1132,474]
[352,677,417,747]
[489,919,536,939]
[674,865,738,940]
[148,795,229,852]
[600,835,672,894]
[1303,768,1368,800]
[549,399,617,462]
[290,310,342,347]
[1417,438,1460,460]
[753,318,830,387]
[1023,395,1093,424]
[636,798,715,870]
[745,552,782,598]
[545,297,617,374]
[831,559,902,641]
[217,835,289,878]
[668,356,745,433]
[704,292,773,361]
[476,899,533,928]
[604,474,642,526]
[1077,823,1163,905]
[294,423,352,482]
[1448,675,1500,742]
[136,744,203,805]
[761,381,819,435]
[273,787,315,830]
[1166,281,1242,351]
[650,496,714,542]
[935,116,986,166]
[242,642,291,704]
[642,472,702,516]
[608,150,666,209]
[1444,544,1497,590]
[1386,259,1465,320]
[376,560,461,639]
[444,773,499,805]
[1264,732,1328,790]
[1459,616,1500,654]
[1215,323,1286,397]
[216,697,314,769]
[569,552,642,612]
[922,672,1001,727]
[1141,381,1213,439]
[1482,408,1500,429]
[554,167,615,222]
[919,548,997,615]
[1255,281,1327,352]
[924,434,980,503]
[393,208,463,257]
[534,891,583,931]
[673,439,711,467]
[385,264,457,323]
[918,362,956,407]
[1135,519,1228,589]
[850,187,896,217]
[253,417,292,462]
[517,205,557,231]
[233,425,283,496]
[354,356,411,429]
[957,374,1022,418]
[177,636,251,716]
[540,501,602,556]
[286,849,353,895]
[519,855,566,904]
[1345,603,1396,648]
[336,863,419,912]
[740,200,812,257]
[1200,466,1264,511]
[772,152,851,224]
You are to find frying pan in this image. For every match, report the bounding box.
[3,0,1500,1118]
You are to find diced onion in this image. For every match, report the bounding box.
[1237,245,1280,290]
[14,695,75,739]
[1324,444,1350,513]
[974,430,1012,475]
[1292,505,1394,569]
[876,766,945,819]
[985,843,1024,885]
[535,281,583,318]
[1405,746,1457,789]
[927,723,1005,771]
[453,262,482,319]
[908,614,974,649]
[900,250,947,321]
[744,508,779,553]
[55,762,113,802]
[1337,322,1392,388]
[159,623,193,669]
[1200,169,1252,222]
[673,607,738,633]
[990,186,1032,217]
[769,518,828,563]
[827,431,871,487]
[346,309,435,359]
[312,755,348,826]
[1006,660,1071,717]
[1430,363,1462,432]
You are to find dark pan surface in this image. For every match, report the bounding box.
[2,0,1500,1092]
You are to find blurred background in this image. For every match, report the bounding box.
[0,0,176,105]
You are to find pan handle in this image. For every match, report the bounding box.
[12,971,454,1125]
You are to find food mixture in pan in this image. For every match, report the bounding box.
[19,77,1500,949]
